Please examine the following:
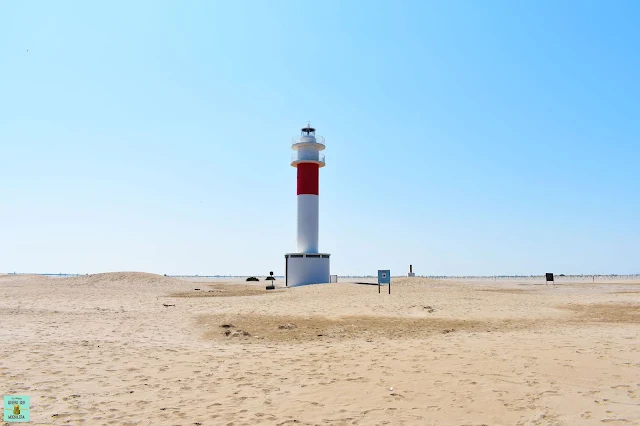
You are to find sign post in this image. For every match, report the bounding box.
[545,273,554,285]
[378,270,391,294]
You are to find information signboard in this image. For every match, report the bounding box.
[378,270,391,294]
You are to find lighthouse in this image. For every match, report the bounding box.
[284,124,331,287]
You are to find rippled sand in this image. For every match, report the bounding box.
[1,273,639,425]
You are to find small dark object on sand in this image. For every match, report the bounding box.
[442,329,456,334]
[224,329,250,337]
[194,288,200,290]
[162,304,175,307]
[266,284,275,290]
[246,276,259,282]
[279,323,297,330]
[220,324,234,328]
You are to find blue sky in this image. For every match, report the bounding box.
[1,1,638,276]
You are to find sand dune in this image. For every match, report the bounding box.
[1,273,639,425]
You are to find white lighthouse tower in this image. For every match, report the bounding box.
[284,124,331,287]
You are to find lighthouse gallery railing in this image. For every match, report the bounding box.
[291,152,325,165]
[292,135,325,147]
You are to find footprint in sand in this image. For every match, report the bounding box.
[581,411,592,419]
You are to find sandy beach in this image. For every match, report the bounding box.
[1,273,639,425]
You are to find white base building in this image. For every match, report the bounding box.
[285,253,331,287]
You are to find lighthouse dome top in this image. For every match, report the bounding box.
[292,122,325,151]
[301,124,316,134]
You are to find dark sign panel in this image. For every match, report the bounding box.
[546,273,554,282]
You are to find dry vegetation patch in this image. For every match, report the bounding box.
[478,289,533,294]
[562,303,640,324]
[196,314,540,343]
[169,284,283,298]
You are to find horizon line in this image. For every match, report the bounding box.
[3,272,639,279]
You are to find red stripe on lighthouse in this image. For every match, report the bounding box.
[297,163,319,195]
